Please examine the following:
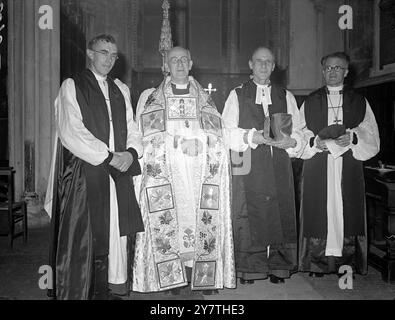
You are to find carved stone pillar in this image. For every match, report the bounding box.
[8,0,60,206]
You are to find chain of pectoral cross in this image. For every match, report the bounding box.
[328,94,343,124]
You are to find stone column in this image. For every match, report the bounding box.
[8,0,60,211]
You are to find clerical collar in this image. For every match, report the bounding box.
[255,82,272,106]
[325,85,343,95]
[171,82,190,95]
[90,69,107,82]
[253,80,271,88]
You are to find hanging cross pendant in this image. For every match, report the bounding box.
[185,120,190,128]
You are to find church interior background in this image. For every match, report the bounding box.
[1,0,395,300]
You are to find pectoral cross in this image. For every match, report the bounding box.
[204,83,217,95]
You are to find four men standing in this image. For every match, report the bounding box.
[46,33,380,298]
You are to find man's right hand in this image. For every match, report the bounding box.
[315,136,328,151]
[109,152,134,172]
[251,130,267,145]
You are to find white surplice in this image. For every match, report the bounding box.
[300,85,380,256]
[222,83,306,157]
[44,70,142,284]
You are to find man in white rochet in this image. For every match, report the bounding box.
[298,52,380,277]
[45,34,143,299]
[222,47,305,285]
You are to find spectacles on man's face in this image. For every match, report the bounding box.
[323,65,346,73]
[169,56,189,65]
[91,49,119,61]
[253,59,274,67]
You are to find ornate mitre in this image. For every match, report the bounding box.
[159,0,173,75]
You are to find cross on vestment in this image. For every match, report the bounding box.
[204,83,217,95]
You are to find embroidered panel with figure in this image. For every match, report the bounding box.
[167,97,198,120]
[201,110,222,137]
[141,109,166,137]
[193,261,217,287]
[200,184,220,210]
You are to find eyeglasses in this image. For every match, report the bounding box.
[253,59,274,67]
[324,66,346,72]
[91,49,119,61]
[169,56,189,65]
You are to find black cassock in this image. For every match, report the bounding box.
[299,87,369,275]
[231,80,298,281]
[48,70,143,299]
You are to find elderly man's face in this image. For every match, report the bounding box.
[322,57,349,87]
[166,47,193,84]
[249,48,275,85]
[87,40,118,77]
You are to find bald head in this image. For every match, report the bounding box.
[167,46,191,61]
[165,46,193,84]
[250,47,275,63]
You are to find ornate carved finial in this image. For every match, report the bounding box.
[159,0,173,76]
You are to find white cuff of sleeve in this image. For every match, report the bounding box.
[248,128,258,149]
[287,132,301,153]
[347,129,357,149]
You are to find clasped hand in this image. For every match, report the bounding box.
[334,132,351,147]
[109,151,134,172]
[180,138,203,157]
[252,130,296,150]
[316,132,351,151]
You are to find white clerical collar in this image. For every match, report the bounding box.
[90,69,107,82]
[326,85,343,94]
[171,82,189,89]
[254,81,271,89]
[254,82,272,106]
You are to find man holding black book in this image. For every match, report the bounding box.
[222,47,305,285]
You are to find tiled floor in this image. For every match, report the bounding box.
[1,226,394,300]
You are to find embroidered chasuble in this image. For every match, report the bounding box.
[133,76,236,292]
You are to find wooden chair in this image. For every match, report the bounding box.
[0,167,28,248]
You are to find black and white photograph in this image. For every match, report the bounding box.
[0,0,394,309]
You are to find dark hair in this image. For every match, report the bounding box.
[87,34,116,50]
[321,52,350,67]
